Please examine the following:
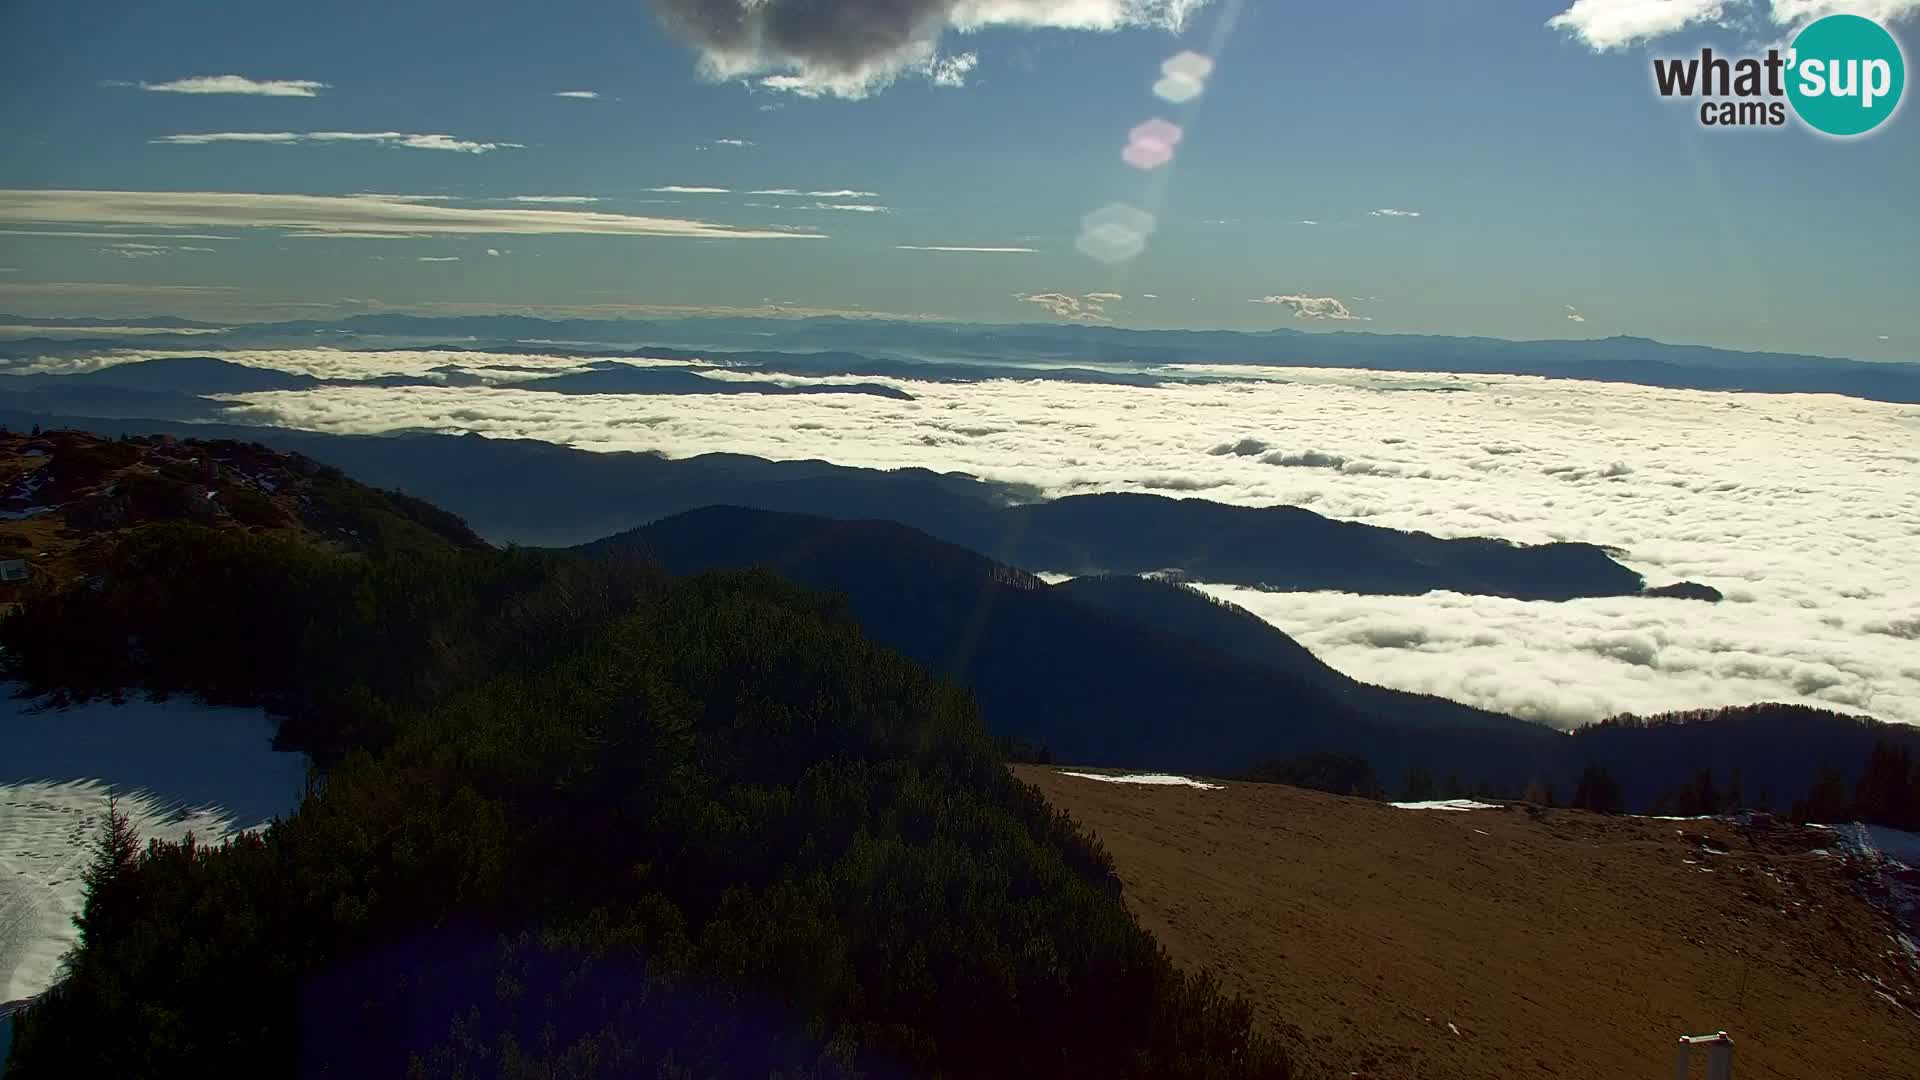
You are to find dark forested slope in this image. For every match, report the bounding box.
[1,437,1288,1078]
[592,506,1567,785]
[595,506,1920,807]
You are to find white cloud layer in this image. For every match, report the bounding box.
[1547,0,1729,49]
[95,241,214,258]
[750,189,879,198]
[1251,294,1363,320]
[553,90,601,98]
[1018,291,1117,320]
[122,75,331,96]
[1548,0,1920,50]
[896,244,1037,252]
[153,132,521,154]
[154,353,1919,731]
[0,190,821,241]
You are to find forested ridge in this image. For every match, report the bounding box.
[2,494,1288,1075]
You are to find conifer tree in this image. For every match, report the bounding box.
[1401,766,1436,801]
[1570,763,1624,814]
[73,795,141,949]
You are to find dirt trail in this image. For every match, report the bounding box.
[1018,766,1920,1080]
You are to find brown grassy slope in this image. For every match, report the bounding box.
[1017,766,1920,1080]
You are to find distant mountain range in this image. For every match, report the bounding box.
[591,504,1920,804]
[0,409,1655,601]
[3,312,1914,402]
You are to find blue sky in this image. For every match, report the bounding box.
[0,0,1914,359]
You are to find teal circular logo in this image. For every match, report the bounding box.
[1787,14,1905,136]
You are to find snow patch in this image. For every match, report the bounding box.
[1391,799,1501,811]
[0,685,307,1009]
[1057,771,1223,790]
[0,781,244,1003]
[1813,822,1920,868]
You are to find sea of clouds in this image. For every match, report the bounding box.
[93,347,1920,729]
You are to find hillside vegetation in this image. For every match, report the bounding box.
[1,434,1287,1078]
[600,506,1920,805]
[0,427,481,586]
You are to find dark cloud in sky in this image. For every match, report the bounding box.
[646,0,1208,96]
[652,0,948,76]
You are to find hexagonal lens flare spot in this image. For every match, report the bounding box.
[1155,51,1214,103]
[1162,51,1214,82]
[1122,140,1173,170]
[1077,202,1157,264]
[1122,117,1182,170]
[1153,73,1205,103]
[1129,117,1183,149]
[1076,224,1147,263]
[1082,202,1157,238]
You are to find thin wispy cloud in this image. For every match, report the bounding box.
[417,256,461,262]
[808,202,889,213]
[1566,304,1587,323]
[96,242,215,258]
[750,188,878,198]
[509,195,601,204]
[649,0,1208,99]
[553,90,601,99]
[1251,294,1365,320]
[0,281,239,298]
[647,185,731,194]
[0,228,236,240]
[1018,291,1116,321]
[707,138,755,147]
[108,75,330,97]
[0,190,828,241]
[1369,208,1420,218]
[154,132,523,154]
[896,245,1037,253]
